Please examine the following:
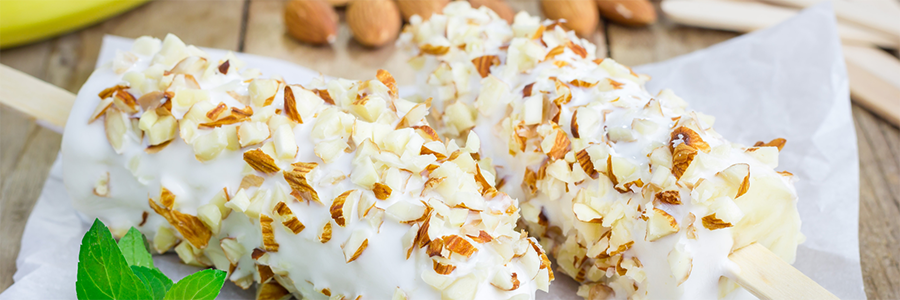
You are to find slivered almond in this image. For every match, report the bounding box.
[474,167,499,197]
[467,230,492,243]
[671,143,697,180]
[606,78,624,89]
[736,173,750,199]
[160,187,176,209]
[413,212,433,251]
[283,86,303,124]
[373,182,392,200]
[547,129,571,160]
[284,165,321,204]
[206,103,228,120]
[274,202,305,234]
[754,138,786,151]
[420,44,450,55]
[314,89,335,105]
[472,55,500,78]
[256,274,290,300]
[199,111,251,128]
[646,208,679,241]
[420,145,447,160]
[442,235,477,258]
[251,248,266,260]
[670,126,710,152]
[571,110,580,138]
[433,260,457,275]
[330,190,354,226]
[412,125,440,141]
[217,60,230,74]
[566,41,588,58]
[260,214,279,251]
[529,238,553,279]
[239,174,265,190]
[421,177,445,196]
[427,238,444,257]
[522,83,535,97]
[89,98,114,123]
[257,264,275,284]
[544,45,565,61]
[244,149,280,174]
[148,192,211,249]
[319,222,333,243]
[570,79,598,88]
[98,85,129,99]
[146,140,173,154]
[655,190,681,205]
[376,69,398,97]
[575,149,598,178]
[701,214,732,230]
[342,230,369,263]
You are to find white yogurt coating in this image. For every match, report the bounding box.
[400,3,804,299]
[62,34,553,300]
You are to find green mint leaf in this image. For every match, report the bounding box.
[163,269,227,300]
[131,266,173,300]
[118,227,154,269]
[76,219,152,300]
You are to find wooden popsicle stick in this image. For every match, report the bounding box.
[660,0,899,49]
[763,0,900,39]
[0,64,75,132]
[843,45,900,126]
[729,243,840,300]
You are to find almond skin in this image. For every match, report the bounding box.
[396,0,450,21]
[347,0,402,48]
[596,0,657,27]
[284,0,339,45]
[469,0,516,24]
[540,0,599,37]
[327,0,351,6]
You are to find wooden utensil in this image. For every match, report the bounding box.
[660,0,900,126]
[0,62,842,299]
[729,243,840,300]
[763,0,900,39]
[660,0,899,49]
[0,64,74,132]
[843,45,900,126]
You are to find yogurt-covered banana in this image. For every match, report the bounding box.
[400,3,803,299]
[62,34,553,300]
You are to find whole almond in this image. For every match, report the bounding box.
[596,0,656,27]
[469,0,516,24]
[284,0,339,45]
[327,0,352,6]
[540,0,599,37]
[347,0,402,47]
[396,0,450,21]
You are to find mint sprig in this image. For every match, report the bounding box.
[131,266,172,300]
[118,227,154,269]
[76,219,227,300]
[162,269,226,300]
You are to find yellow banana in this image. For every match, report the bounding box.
[0,0,149,49]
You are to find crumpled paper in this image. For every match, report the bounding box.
[0,3,864,300]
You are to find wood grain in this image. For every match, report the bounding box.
[0,1,897,299]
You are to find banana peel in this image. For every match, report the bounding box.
[0,0,149,49]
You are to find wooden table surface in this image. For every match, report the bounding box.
[0,0,897,299]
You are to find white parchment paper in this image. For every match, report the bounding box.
[0,3,865,300]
